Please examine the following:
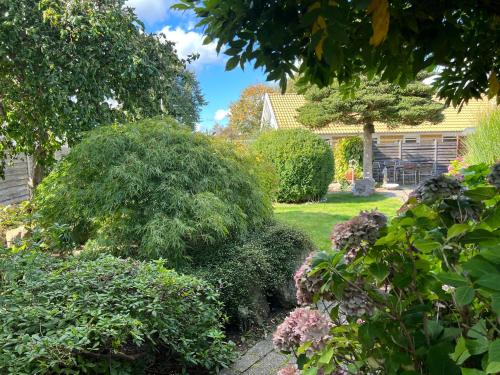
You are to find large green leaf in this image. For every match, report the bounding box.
[455,286,475,306]
[476,275,500,291]
[447,224,471,240]
[486,340,500,373]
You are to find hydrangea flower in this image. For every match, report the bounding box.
[294,253,331,305]
[277,365,300,375]
[273,307,333,353]
[331,210,387,263]
[488,162,500,189]
[340,280,374,318]
[413,175,462,204]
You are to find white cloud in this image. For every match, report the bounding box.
[157,26,223,70]
[214,109,230,122]
[125,0,173,24]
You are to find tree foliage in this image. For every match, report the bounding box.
[274,163,500,375]
[253,129,333,203]
[228,84,277,136]
[34,118,273,266]
[297,76,444,128]
[297,75,444,179]
[176,0,499,107]
[0,0,204,182]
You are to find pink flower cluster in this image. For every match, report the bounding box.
[331,210,387,263]
[294,253,325,305]
[277,365,300,375]
[273,307,333,353]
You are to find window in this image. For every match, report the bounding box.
[443,135,457,143]
[404,136,418,144]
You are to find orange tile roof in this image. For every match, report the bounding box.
[267,93,496,135]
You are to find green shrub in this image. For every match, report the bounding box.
[253,129,333,203]
[34,118,272,265]
[193,221,314,327]
[274,163,500,374]
[333,137,363,186]
[0,252,234,374]
[465,109,500,165]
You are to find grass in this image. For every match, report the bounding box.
[274,192,402,251]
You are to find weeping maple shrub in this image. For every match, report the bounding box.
[34,118,273,265]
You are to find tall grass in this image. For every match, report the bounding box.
[465,109,500,165]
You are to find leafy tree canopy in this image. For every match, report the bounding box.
[0,0,205,183]
[297,75,444,179]
[228,84,277,136]
[298,75,444,128]
[177,0,499,107]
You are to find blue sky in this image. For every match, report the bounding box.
[125,0,269,131]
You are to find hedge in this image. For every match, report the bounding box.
[253,129,333,203]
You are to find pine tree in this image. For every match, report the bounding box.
[297,76,444,183]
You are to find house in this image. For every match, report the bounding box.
[261,92,496,181]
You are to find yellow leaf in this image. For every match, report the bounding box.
[367,0,390,46]
[488,71,500,100]
[312,15,327,60]
[315,35,326,60]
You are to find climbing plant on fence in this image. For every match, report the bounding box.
[274,162,500,374]
[333,137,363,187]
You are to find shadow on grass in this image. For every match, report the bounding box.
[324,192,391,204]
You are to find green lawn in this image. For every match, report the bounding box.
[274,193,402,251]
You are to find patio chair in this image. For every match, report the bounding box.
[402,163,418,185]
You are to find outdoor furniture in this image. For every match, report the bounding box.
[401,162,418,185]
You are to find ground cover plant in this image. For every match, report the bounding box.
[0,251,235,374]
[253,129,334,203]
[274,163,500,374]
[274,193,401,251]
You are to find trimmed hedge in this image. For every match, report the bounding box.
[333,137,363,186]
[0,252,234,374]
[253,129,334,203]
[34,118,272,266]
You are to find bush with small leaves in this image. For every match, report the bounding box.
[252,129,334,203]
[0,251,234,374]
[193,221,314,326]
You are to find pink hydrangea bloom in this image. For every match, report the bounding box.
[277,365,300,375]
[294,253,319,305]
[273,307,333,353]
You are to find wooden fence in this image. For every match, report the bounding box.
[0,147,69,205]
[0,155,33,205]
[373,138,462,181]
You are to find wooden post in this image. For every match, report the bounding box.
[434,139,438,174]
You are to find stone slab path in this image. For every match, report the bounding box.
[221,338,293,375]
